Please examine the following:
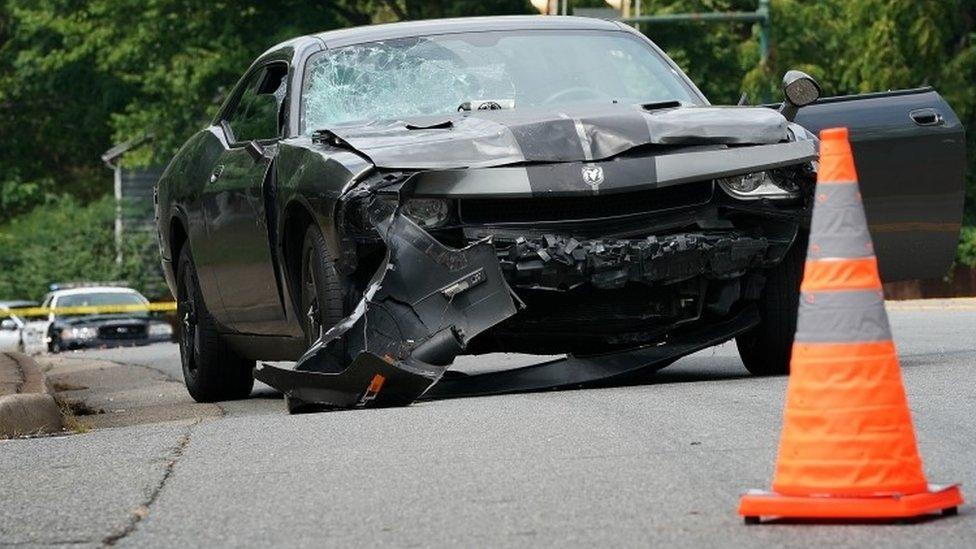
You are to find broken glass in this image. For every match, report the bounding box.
[303,38,516,131]
[301,30,702,133]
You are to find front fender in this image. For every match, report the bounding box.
[276,137,373,266]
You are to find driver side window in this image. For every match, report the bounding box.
[224,63,288,143]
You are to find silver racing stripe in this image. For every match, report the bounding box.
[573,118,594,161]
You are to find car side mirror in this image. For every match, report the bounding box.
[779,70,821,122]
[1,318,18,331]
[245,140,265,162]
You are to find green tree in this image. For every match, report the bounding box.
[0,195,162,299]
[0,0,536,222]
[636,0,976,264]
[1,0,974,300]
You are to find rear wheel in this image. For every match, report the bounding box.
[176,246,254,402]
[736,236,806,376]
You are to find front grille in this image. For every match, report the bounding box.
[98,323,147,340]
[458,181,713,224]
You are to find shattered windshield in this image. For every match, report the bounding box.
[301,30,700,132]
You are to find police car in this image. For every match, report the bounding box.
[39,285,173,353]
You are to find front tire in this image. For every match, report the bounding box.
[48,333,61,354]
[176,245,254,402]
[736,235,806,376]
[299,224,347,351]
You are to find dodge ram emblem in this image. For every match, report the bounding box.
[581,164,604,193]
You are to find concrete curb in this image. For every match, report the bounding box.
[886,297,976,311]
[0,352,63,437]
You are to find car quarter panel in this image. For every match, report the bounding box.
[156,128,228,318]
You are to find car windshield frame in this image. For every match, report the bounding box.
[299,28,705,133]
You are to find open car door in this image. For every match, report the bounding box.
[794,87,966,282]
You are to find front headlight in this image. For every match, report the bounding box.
[374,197,454,229]
[61,326,98,340]
[718,171,799,200]
[395,198,453,228]
[149,323,173,337]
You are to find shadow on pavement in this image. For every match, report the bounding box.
[249,352,755,406]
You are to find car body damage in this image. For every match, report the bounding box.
[316,103,791,170]
[256,117,814,409]
[495,232,769,291]
[156,17,967,409]
[255,180,520,411]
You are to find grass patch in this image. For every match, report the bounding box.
[53,395,96,434]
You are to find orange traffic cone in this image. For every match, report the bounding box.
[738,127,963,523]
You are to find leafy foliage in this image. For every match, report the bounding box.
[0,196,163,300]
[0,0,973,302]
[634,0,976,265]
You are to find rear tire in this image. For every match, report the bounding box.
[176,246,254,402]
[736,235,806,376]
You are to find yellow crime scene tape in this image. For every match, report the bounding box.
[6,302,177,317]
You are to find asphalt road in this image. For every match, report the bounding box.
[2,302,974,547]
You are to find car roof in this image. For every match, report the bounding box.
[304,15,622,50]
[49,287,143,298]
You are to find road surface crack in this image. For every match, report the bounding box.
[101,418,201,546]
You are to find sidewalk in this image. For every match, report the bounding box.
[0,352,63,437]
[38,353,222,430]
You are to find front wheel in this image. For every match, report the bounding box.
[299,224,348,352]
[47,334,61,354]
[735,236,806,376]
[176,245,254,402]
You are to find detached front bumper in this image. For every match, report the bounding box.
[255,195,521,412]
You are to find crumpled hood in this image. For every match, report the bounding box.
[319,103,790,170]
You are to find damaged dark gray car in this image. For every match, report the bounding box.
[156,16,967,411]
